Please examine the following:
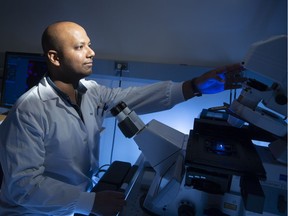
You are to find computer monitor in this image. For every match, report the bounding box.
[0,51,47,107]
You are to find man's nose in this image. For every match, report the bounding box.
[87,47,95,58]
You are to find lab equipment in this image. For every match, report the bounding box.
[228,35,287,163]
[112,102,286,216]
[111,101,186,177]
[0,51,47,108]
[111,35,287,215]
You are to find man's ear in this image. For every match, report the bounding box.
[47,50,60,66]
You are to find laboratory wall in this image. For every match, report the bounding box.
[0,1,286,67]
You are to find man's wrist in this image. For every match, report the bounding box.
[190,78,202,97]
[182,78,202,100]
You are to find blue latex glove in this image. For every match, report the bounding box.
[195,64,246,94]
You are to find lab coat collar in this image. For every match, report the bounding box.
[38,77,59,102]
[38,77,87,102]
[38,77,88,122]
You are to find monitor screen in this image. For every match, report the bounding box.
[1,52,47,107]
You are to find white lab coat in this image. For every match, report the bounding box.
[0,76,185,215]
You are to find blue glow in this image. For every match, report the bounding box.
[197,77,225,94]
[215,143,225,151]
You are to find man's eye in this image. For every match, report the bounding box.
[76,45,83,50]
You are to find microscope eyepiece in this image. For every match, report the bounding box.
[110,101,127,116]
[110,102,145,138]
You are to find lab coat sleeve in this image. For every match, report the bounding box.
[0,108,84,215]
[123,80,185,114]
[86,79,185,115]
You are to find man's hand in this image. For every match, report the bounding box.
[194,63,246,94]
[90,191,126,216]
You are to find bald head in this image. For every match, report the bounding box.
[41,21,95,83]
[41,21,86,54]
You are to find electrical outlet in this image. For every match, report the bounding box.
[114,61,129,72]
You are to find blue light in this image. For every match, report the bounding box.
[215,143,225,151]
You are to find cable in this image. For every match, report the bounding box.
[109,67,123,164]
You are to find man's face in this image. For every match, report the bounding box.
[56,24,95,81]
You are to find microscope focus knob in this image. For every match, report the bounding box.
[178,203,195,216]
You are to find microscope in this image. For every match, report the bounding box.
[111,35,287,216]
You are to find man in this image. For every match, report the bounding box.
[0,21,244,215]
